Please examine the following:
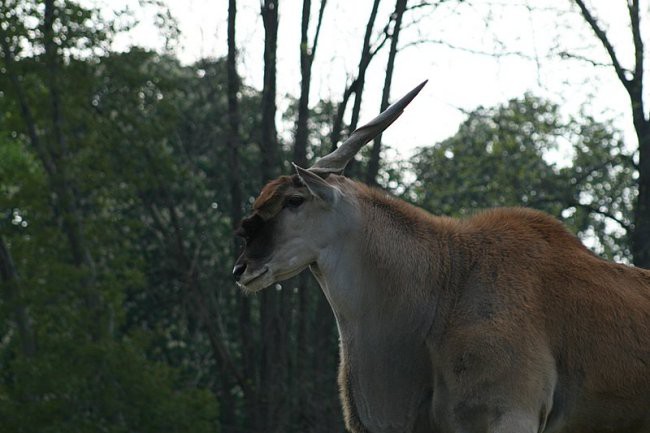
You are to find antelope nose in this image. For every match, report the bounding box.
[233,263,246,280]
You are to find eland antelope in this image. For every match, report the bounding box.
[233,82,650,433]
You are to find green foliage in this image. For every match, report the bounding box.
[1,2,222,431]
[0,338,218,433]
[0,138,220,433]
[0,0,116,59]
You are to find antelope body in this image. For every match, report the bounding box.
[233,82,650,433]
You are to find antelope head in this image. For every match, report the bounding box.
[233,81,427,292]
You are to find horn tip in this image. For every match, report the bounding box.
[412,79,428,96]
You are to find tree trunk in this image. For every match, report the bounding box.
[330,83,357,152]
[330,0,384,152]
[261,0,281,181]
[632,120,650,268]
[294,0,327,167]
[0,237,36,357]
[224,0,252,427]
[627,0,650,268]
[293,0,328,428]
[349,0,382,133]
[259,1,287,431]
[572,0,649,267]
[43,0,103,333]
[294,0,313,168]
[366,0,408,185]
[227,0,243,251]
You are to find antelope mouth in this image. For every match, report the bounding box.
[237,266,269,291]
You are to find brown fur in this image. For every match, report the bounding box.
[253,176,291,210]
[240,176,650,433]
[252,175,304,220]
[337,185,650,433]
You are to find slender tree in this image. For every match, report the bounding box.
[348,0,382,134]
[227,1,243,251]
[0,237,35,356]
[330,0,386,151]
[292,0,329,429]
[366,0,408,185]
[43,0,98,288]
[260,0,281,181]
[259,1,287,431]
[224,0,257,426]
[294,0,327,166]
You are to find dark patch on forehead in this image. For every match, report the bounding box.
[236,213,264,239]
[236,213,277,259]
[252,175,303,219]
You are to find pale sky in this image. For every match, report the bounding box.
[105,0,646,163]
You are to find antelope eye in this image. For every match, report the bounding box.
[284,195,305,209]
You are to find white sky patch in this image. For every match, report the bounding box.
[95,0,644,163]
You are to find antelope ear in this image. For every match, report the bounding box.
[293,163,339,205]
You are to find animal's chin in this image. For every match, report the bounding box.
[237,264,309,294]
[237,266,271,293]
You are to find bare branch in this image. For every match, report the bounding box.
[576,203,632,232]
[572,0,631,90]
[368,28,391,58]
[400,38,534,60]
[310,0,327,64]
[405,1,440,11]
[558,50,622,69]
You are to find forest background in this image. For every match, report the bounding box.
[0,0,648,432]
